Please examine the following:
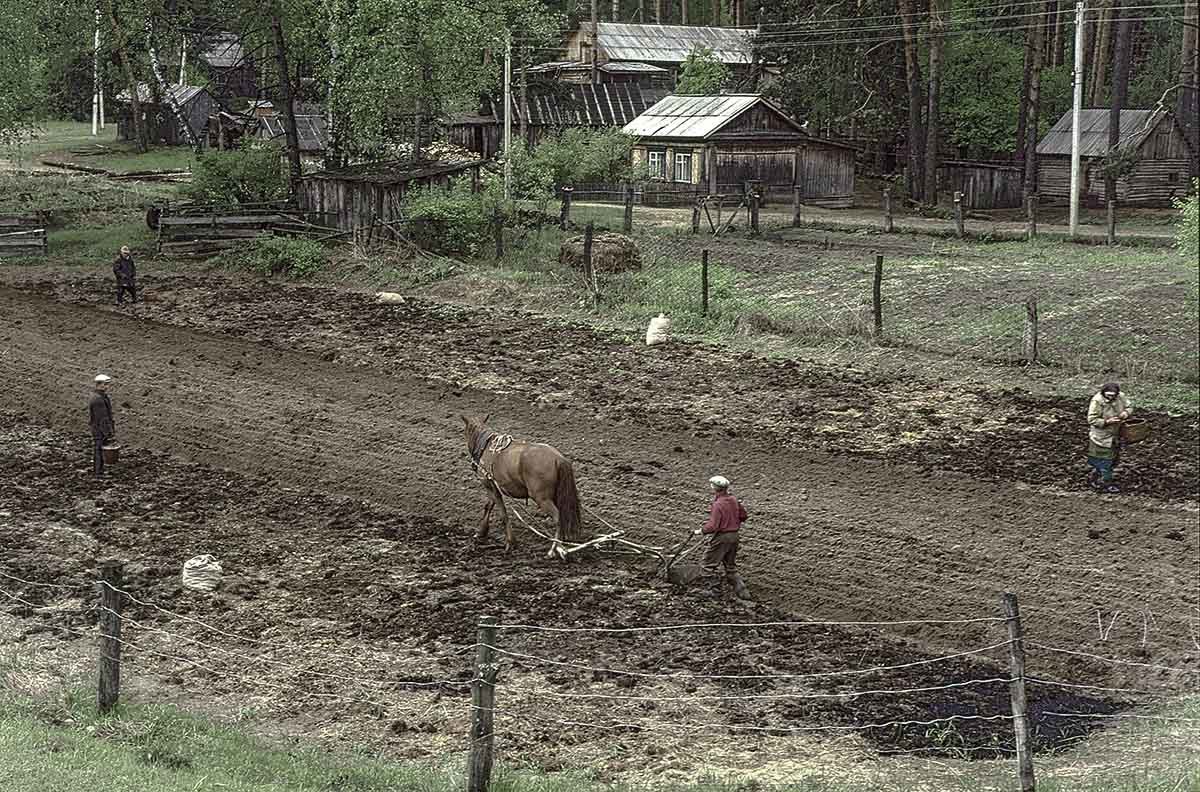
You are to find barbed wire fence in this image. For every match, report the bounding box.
[3,566,1198,792]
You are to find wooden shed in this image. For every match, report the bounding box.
[622,94,855,206]
[296,159,484,238]
[116,84,215,146]
[199,32,257,99]
[1035,109,1195,207]
[449,83,668,158]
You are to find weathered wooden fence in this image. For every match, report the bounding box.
[0,214,48,258]
[937,160,1025,210]
[569,182,703,207]
[155,202,333,256]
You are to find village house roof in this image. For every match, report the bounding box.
[258,114,328,153]
[201,33,246,69]
[523,60,670,76]
[486,84,669,128]
[622,94,803,140]
[115,83,209,106]
[1036,109,1171,157]
[592,22,755,65]
[304,158,483,185]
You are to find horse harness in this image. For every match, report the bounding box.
[470,429,514,478]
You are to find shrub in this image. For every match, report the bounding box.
[404,189,490,256]
[518,128,638,189]
[235,236,327,279]
[189,144,287,205]
[1174,178,1199,258]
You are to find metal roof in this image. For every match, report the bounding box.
[501,84,670,127]
[1036,109,1166,157]
[304,159,482,185]
[201,33,245,69]
[595,22,754,65]
[258,115,328,152]
[524,60,669,75]
[622,94,786,139]
[115,83,209,106]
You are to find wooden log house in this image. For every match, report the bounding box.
[1035,109,1195,207]
[622,94,856,207]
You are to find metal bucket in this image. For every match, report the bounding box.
[1120,418,1150,445]
[101,444,121,464]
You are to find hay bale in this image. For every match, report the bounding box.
[559,232,641,274]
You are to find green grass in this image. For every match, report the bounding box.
[1,121,196,174]
[1,688,1197,792]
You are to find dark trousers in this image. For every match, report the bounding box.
[93,435,107,476]
[116,280,137,304]
[701,531,739,577]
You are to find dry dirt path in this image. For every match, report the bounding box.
[2,285,1197,679]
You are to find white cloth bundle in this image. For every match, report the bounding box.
[181,554,223,592]
[645,313,671,346]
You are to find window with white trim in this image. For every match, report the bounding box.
[647,151,665,180]
[673,151,693,183]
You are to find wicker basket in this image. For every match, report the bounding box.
[1120,418,1150,445]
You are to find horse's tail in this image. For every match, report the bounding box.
[554,460,585,543]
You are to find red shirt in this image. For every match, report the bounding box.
[703,493,747,534]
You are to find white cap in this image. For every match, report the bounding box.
[94,374,112,383]
[708,475,729,489]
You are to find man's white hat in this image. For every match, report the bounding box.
[94,374,112,383]
[708,475,730,489]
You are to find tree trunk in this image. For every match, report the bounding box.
[681,0,688,24]
[270,4,303,190]
[518,47,527,148]
[145,20,199,151]
[1024,0,1048,199]
[923,0,947,204]
[325,0,344,170]
[898,0,926,202]
[1106,3,1133,210]
[1053,0,1067,66]
[104,0,147,153]
[612,0,619,20]
[712,0,721,25]
[1016,25,1034,161]
[1178,0,1200,175]
[1089,0,1112,106]
[655,0,663,22]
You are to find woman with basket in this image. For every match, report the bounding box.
[1086,382,1133,493]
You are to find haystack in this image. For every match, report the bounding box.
[559,232,641,274]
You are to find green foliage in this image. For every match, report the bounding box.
[1101,146,1140,181]
[232,236,328,278]
[188,145,288,205]
[942,35,1023,156]
[1174,179,1199,258]
[676,46,731,96]
[0,0,47,142]
[516,128,637,190]
[404,188,490,256]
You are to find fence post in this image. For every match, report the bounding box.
[492,208,503,259]
[792,186,802,228]
[1003,593,1036,792]
[583,221,599,309]
[97,559,123,715]
[701,249,710,316]
[691,201,701,234]
[1026,193,1038,239]
[872,254,883,337]
[953,191,964,238]
[749,190,760,234]
[559,187,572,231]
[883,187,894,233]
[1023,296,1039,365]
[467,616,499,792]
[623,183,634,234]
[1106,199,1117,246]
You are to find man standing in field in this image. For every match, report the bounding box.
[694,475,750,599]
[113,245,137,305]
[89,374,116,477]
[1087,382,1132,493]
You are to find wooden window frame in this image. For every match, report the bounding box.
[647,150,666,181]
[673,151,693,184]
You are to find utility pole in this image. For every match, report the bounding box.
[1069,0,1086,237]
[590,0,599,85]
[503,33,512,202]
[92,7,101,136]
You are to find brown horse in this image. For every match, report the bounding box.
[462,415,586,558]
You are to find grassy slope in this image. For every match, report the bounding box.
[3,121,196,173]
[1,690,1197,792]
